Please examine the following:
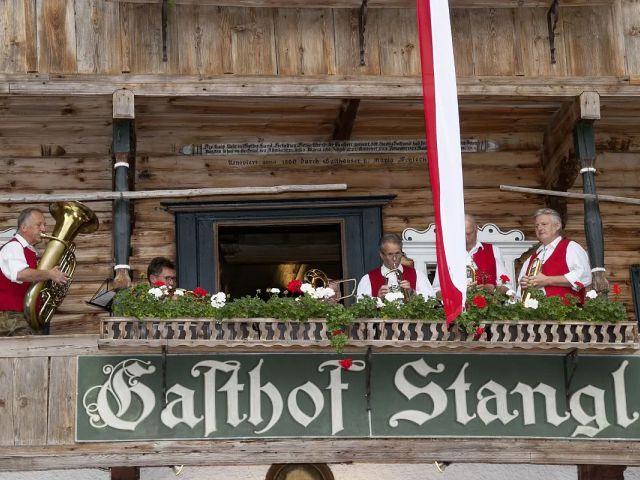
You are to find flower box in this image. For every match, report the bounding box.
[100,317,638,352]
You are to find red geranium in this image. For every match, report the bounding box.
[193,287,207,297]
[287,279,303,294]
[152,280,165,287]
[574,281,585,290]
[332,330,343,336]
[612,284,621,295]
[563,297,572,306]
[473,327,485,340]
[339,358,353,370]
[472,295,487,309]
[500,274,510,284]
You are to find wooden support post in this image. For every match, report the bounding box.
[332,99,361,141]
[574,92,607,294]
[577,465,626,480]
[111,466,140,480]
[112,89,136,289]
[541,92,598,227]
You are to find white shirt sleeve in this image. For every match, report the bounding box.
[415,270,436,298]
[564,241,592,289]
[356,274,372,300]
[0,241,28,283]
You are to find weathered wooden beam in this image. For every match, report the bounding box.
[578,465,626,480]
[112,89,136,289]
[0,438,638,471]
[540,92,600,223]
[500,185,640,206]
[3,74,637,98]
[0,184,349,204]
[104,0,615,7]
[332,99,361,141]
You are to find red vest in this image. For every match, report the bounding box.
[0,238,38,312]
[472,243,497,286]
[368,265,418,297]
[531,238,586,303]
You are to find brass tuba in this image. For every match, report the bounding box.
[24,201,99,329]
[520,257,542,305]
[302,268,357,301]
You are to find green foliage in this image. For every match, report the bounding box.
[113,283,629,350]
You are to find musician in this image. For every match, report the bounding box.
[433,214,512,294]
[517,208,591,302]
[356,233,435,300]
[0,208,69,336]
[147,256,177,288]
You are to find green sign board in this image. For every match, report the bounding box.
[76,353,640,442]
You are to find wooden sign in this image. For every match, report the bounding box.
[180,139,500,156]
[77,353,639,442]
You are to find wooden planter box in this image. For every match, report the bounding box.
[100,317,639,352]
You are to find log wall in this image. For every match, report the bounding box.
[0,2,638,77]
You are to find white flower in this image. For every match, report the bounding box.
[506,289,516,298]
[384,291,405,302]
[267,287,280,294]
[148,287,164,299]
[586,289,598,299]
[173,288,186,296]
[376,297,385,308]
[210,291,227,308]
[524,298,539,309]
[507,296,518,305]
[300,283,314,294]
[317,287,336,299]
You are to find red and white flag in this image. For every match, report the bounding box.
[416,0,467,323]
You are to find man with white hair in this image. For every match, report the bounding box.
[0,207,69,336]
[518,208,591,302]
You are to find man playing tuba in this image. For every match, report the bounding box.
[0,208,69,336]
[517,208,591,302]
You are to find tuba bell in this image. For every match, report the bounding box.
[23,201,99,330]
[302,268,357,301]
[520,257,542,305]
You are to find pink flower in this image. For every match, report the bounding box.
[339,358,353,370]
[193,287,207,297]
[500,274,510,284]
[287,279,303,294]
[612,284,621,295]
[152,280,165,287]
[472,295,487,309]
[473,327,485,340]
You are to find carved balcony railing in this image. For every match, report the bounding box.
[100,318,639,352]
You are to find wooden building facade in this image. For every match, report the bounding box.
[1,1,640,478]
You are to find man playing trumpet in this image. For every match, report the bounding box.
[518,208,591,302]
[356,233,435,300]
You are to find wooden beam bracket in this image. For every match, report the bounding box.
[547,0,560,64]
[332,99,361,140]
[358,0,368,66]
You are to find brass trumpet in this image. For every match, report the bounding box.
[520,257,542,304]
[466,262,477,285]
[385,263,413,303]
[302,268,356,301]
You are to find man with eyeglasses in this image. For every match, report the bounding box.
[147,256,177,288]
[356,233,435,300]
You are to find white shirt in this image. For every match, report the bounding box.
[517,236,592,297]
[432,241,513,292]
[0,234,36,283]
[356,264,435,300]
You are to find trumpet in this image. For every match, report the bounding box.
[520,257,542,304]
[385,263,413,303]
[302,268,356,301]
[466,262,477,285]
